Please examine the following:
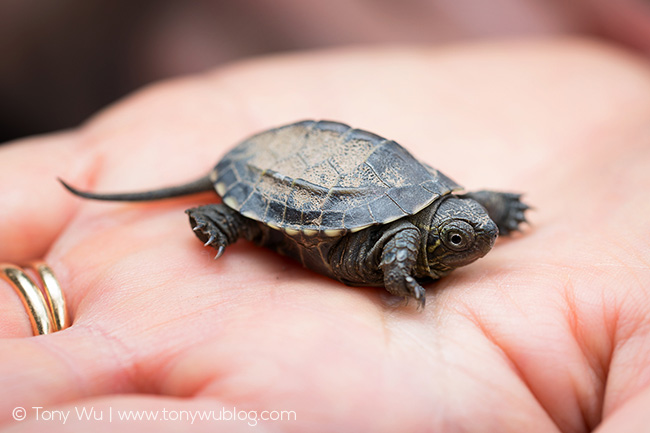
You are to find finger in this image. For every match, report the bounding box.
[596,386,650,433]
[0,333,113,425]
[0,280,33,338]
[0,133,89,262]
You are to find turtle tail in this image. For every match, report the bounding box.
[59,175,214,202]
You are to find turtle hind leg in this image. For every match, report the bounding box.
[186,204,259,258]
[461,190,530,236]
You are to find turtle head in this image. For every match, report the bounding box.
[422,195,498,276]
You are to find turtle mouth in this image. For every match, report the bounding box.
[478,219,498,251]
[468,218,498,260]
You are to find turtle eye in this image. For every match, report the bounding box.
[441,221,475,251]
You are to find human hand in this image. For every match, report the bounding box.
[1,39,649,432]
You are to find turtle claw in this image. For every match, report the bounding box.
[186,204,254,260]
[392,280,426,310]
[407,277,426,310]
[380,226,426,309]
[385,274,427,310]
[186,206,233,258]
[498,194,530,236]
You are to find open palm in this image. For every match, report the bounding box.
[1,39,649,432]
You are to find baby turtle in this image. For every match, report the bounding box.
[61,120,528,308]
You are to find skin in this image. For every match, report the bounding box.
[0,39,649,432]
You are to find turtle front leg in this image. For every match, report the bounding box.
[186,204,259,258]
[461,190,530,236]
[379,225,426,309]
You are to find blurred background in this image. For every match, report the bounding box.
[1,0,649,143]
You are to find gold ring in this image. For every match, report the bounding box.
[0,263,70,335]
[27,262,70,332]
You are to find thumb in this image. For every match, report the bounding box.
[0,132,88,262]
